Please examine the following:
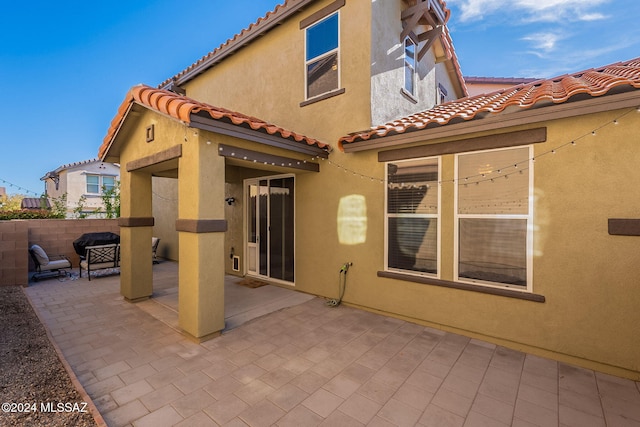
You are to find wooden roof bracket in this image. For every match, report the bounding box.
[401,0,448,61]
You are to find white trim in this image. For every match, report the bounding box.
[303,11,340,101]
[384,156,441,278]
[403,36,417,98]
[454,145,534,291]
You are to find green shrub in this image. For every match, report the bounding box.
[0,209,63,220]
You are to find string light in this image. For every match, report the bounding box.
[0,178,40,196]
[211,105,637,189]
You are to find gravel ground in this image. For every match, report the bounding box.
[0,286,97,427]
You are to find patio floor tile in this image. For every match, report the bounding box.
[133,405,184,427]
[21,261,640,427]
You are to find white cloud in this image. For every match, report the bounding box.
[521,32,563,51]
[447,0,610,23]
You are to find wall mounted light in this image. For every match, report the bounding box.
[225,197,235,205]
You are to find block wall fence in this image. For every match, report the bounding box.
[0,219,119,286]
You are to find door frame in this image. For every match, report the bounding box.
[244,174,296,286]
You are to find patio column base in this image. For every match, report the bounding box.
[181,329,222,344]
[124,295,151,303]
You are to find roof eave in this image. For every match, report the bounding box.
[160,0,317,89]
[342,90,640,152]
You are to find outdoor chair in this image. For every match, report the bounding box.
[29,244,72,281]
[79,244,120,281]
[152,237,161,264]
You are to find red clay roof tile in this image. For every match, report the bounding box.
[99,85,329,160]
[339,57,640,148]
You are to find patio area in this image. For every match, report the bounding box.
[24,261,640,427]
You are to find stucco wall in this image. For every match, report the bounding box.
[372,0,432,124]
[0,219,120,286]
[103,0,639,376]
[319,108,640,378]
[186,0,372,146]
[43,162,120,217]
[151,176,179,261]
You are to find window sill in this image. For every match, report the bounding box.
[377,270,545,303]
[400,88,418,104]
[300,88,345,107]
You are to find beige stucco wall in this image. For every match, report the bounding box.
[326,108,640,378]
[185,0,372,146]
[151,176,178,261]
[105,0,639,376]
[370,0,459,125]
[43,162,120,217]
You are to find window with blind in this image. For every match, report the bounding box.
[456,146,532,288]
[386,157,439,275]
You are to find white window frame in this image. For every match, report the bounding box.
[384,156,441,278]
[86,174,116,195]
[454,146,534,292]
[403,36,417,97]
[304,11,340,100]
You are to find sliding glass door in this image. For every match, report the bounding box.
[246,175,295,283]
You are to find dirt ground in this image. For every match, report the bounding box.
[0,286,97,427]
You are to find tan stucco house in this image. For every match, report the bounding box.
[99,0,640,380]
[41,158,120,218]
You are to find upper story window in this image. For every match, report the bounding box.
[305,12,339,99]
[437,83,448,105]
[87,175,115,195]
[403,37,416,97]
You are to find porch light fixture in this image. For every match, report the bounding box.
[225,197,235,206]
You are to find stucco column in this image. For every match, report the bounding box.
[118,170,154,302]
[177,135,226,341]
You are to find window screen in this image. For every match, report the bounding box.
[457,146,531,287]
[387,158,439,274]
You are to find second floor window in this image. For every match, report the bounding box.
[404,37,416,96]
[305,12,339,99]
[87,175,115,194]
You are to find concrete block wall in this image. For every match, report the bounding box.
[0,221,29,286]
[0,219,119,286]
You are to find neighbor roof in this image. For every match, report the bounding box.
[339,57,640,148]
[21,198,51,210]
[40,158,118,181]
[99,85,330,160]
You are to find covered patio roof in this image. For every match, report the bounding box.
[99,84,331,162]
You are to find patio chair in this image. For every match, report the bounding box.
[152,237,161,264]
[29,244,72,281]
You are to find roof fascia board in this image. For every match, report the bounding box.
[189,114,329,158]
[218,144,320,172]
[343,91,640,152]
[100,102,135,161]
[166,0,317,88]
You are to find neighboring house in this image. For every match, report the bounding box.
[41,159,120,218]
[464,76,538,97]
[99,0,640,380]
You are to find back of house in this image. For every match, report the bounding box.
[100,0,640,380]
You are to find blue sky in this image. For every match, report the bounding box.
[1,0,638,196]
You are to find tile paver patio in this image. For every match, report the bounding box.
[23,262,640,427]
